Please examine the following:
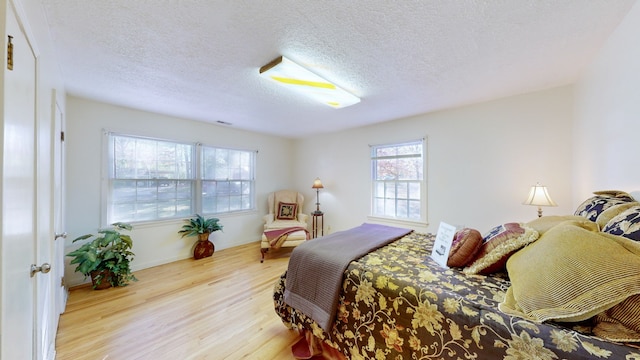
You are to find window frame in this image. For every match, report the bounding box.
[199,143,256,215]
[102,131,257,226]
[368,137,427,225]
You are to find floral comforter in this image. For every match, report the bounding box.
[274,232,640,359]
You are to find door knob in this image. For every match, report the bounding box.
[30,263,51,278]
[55,232,67,240]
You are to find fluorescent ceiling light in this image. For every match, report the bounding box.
[259,56,360,109]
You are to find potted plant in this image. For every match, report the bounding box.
[178,214,223,259]
[66,222,137,289]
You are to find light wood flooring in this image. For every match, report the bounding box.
[55,242,301,360]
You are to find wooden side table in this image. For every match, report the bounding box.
[312,211,324,238]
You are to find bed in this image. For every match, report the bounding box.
[273,191,640,359]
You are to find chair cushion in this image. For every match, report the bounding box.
[277,202,298,220]
[261,230,308,248]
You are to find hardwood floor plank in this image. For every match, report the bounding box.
[56,242,300,359]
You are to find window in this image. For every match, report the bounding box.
[201,145,255,214]
[107,134,195,223]
[105,133,255,224]
[370,139,426,222]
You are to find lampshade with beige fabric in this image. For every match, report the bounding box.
[523,183,557,217]
[312,178,324,214]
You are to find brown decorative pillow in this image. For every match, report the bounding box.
[276,202,298,220]
[447,228,482,267]
[463,223,539,275]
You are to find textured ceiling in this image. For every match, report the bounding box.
[41,0,635,139]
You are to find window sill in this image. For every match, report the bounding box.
[366,215,428,229]
[105,209,259,229]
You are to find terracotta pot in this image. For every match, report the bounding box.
[90,269,113,290]
[194,233,215,259]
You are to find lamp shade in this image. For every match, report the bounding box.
[312,178,324,189]
[523,183,557,207]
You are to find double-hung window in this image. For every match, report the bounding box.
[201,145,255,214]
[105,132,256,224]
[107,134,195,223]
[370,138,426,222]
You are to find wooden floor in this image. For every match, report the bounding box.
[55,242,301,360]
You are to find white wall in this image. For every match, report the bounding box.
[574,2,640,200]
[65,0,640,286]
[67,87,576,284]
[65,96,294,286]
[293,86,575,235]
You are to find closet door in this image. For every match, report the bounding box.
[1,0,38,358]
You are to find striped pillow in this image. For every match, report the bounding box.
[594,294,640,342]
[500,221,640,326]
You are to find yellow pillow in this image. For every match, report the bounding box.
[500,220,640,323]
[525,215,590,235]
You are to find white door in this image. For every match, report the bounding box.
[35,91,59,359]
[1,1,38,358]
[52,96,67,339]
[36,107,54,360]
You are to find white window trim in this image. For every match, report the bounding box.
[198,142,257,215]
[101,130,257,226]
[369,137,428,225]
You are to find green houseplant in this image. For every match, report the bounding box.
[66,222,137,289]
[179,214,223,259]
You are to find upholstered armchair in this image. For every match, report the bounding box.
[263,190,309,230]
[261,190,309,262]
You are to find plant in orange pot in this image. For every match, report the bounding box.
[178,214,223,259]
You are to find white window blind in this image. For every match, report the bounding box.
[105,132,256,224]
[201,145,255,214]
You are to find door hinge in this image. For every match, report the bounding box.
[7,35,14,71]
[60,276,66,287]
[61,131,65,142]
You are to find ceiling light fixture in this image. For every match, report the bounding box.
[259,56,360,109]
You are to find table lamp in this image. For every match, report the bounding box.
[523,182,557,217]
[312,178,324,214]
